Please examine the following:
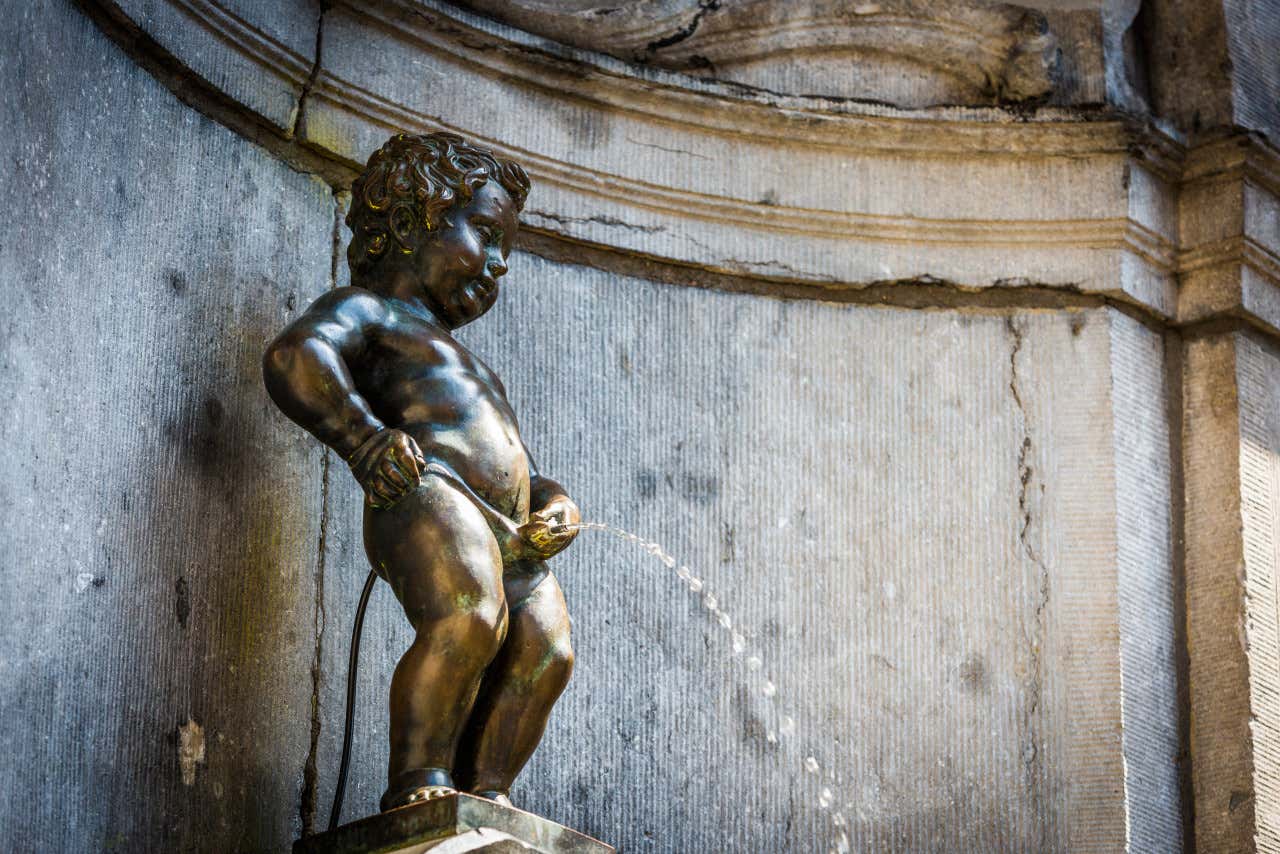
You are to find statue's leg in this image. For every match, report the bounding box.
[454,566,573,801]
[363,476,508,811]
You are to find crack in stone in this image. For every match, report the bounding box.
[732,257,822,279]
[643,0,721,55]
[531,209,665,233]
[290,2,327,141]
[1006,316,1050,829]
[624,137,711,160]
[75,0,357,185]
[300,448,330,836]
[299,193,343,835]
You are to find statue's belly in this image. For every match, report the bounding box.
[401,415,531,523]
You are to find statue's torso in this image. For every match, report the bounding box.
[352,308,531,522]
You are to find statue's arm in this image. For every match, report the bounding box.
[529,461,572,512]
[521,444,580,557]
[262,288,388,458]
[520,441,572,510]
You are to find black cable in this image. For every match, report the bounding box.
[329,568,378,831]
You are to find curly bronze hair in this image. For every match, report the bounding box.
[346,132,531,285]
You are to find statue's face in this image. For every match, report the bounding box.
[415,180,517,328]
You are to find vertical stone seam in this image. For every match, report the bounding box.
[1165,328,1195,853]
[290,1,326,141]
[1105,312,1135,854]
[301,450,331,836]
[1235,334,1280,852]
[1108,312,1182,850]
[1006,315,1050,848]
[1184,336,1254,852]
[300,188,343,836]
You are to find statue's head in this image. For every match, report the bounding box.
[346,132,531,328]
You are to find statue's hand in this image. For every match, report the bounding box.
[346,429,426,510]
[517,496,580,560]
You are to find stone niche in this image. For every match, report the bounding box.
[450,0,1080,107]
[5,0,1280,852]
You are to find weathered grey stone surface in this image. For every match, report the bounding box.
[0,1,336,850]
[111,0,320,132]
[1223,0,1280,141]
[1143,0,1280,141]
[450,0,1100,108]
[1176,137,1280,334]
[84,0,1240,317]
[425,828,538,853]
[308,251,1180,851]
[303,2,1178,311]
[1109,313,1182,850]
[1178,130,1280,854]
[1184,331,1280,851]
[9,0,1280,851]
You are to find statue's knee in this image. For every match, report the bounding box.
[538,640,574,693]
[464,600,507,655]
[419,599,506,661]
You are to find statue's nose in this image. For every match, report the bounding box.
[487,256,508,279]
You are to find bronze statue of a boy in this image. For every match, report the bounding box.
[263,132,580,812]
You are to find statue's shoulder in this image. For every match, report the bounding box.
[304,286,391,325]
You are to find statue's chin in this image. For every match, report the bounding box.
[445,280,497,327]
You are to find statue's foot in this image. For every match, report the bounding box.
[473,789,513,808]
[381,767,456,812]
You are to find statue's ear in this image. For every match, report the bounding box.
[388,203,418,254]
[366,230,388,259]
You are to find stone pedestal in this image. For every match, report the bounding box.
[293,794,613,854]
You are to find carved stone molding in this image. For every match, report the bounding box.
[450,0,1066,107]
[94,0,1187,314]
[1177,135,1280,335]
[86,0,1280,339]
[88,0,1280,334]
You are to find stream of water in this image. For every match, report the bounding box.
[565,521,852,853]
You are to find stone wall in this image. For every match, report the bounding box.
[3,0,1279,851]
[319,260,1185,851]
[0,3,337,848]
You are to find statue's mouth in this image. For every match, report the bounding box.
[453,276,498,321]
